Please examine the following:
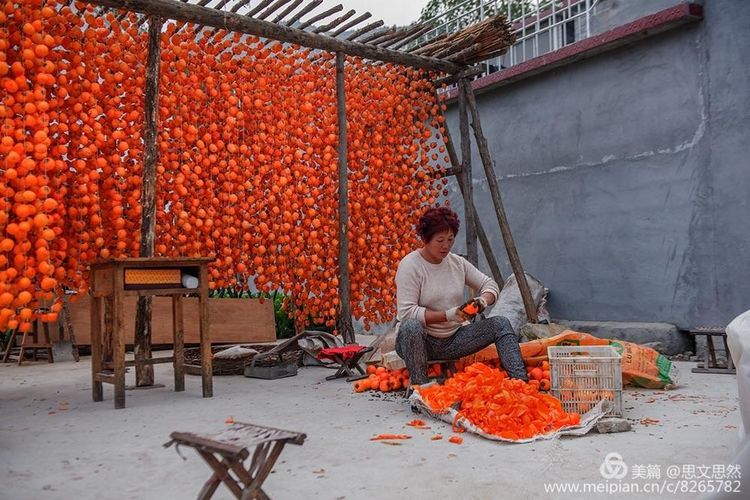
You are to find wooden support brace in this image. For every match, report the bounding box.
[462,83,538,322]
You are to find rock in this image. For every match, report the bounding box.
[595,417,632,434]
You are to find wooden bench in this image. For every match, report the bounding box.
[166,422,306,500]
[689,328,735,374]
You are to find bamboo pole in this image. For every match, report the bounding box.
[458,78,478,267]
[435,91,503,286]
[462,84,538,322]
[134,15,162,386]
[335,52,354,344]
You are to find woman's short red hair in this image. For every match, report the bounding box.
[417,207,460,242]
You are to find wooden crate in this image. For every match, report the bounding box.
[59,295,276,345]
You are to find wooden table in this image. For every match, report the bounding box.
[89,257,213,409]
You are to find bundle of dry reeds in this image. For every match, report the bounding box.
[411,15,516,65]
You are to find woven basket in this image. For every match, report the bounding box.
[184,344,303,376]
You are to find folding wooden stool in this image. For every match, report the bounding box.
[166,422,306,500]
[317,345,374,381]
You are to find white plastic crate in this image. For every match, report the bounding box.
[548,345,623,416]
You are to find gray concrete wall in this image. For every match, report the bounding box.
[446,0,750,330]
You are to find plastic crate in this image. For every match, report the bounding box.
[548,345,622,416]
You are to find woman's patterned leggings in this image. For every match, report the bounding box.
[395,316,528,385]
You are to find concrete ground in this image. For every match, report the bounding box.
[0,351,742,500]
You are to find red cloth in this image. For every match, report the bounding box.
[317,345,366,361]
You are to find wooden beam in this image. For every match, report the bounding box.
[134,15,163,386]
[378,23,425,49]
[283,0,321,26]
[257,0,293,21]
[433,65,483,86]
[313,9,354,34]
[331,12,371,38]
[246,0,275,17]
[358,26,395,44]
[462,83,538,322]
[272,0,303,23]
[335,52,354,344]
[345,20,383,41]
[458,78,478,267]
[388,24,434,51]
[371,28,410,47]
[296,4,342,30]
[229,0,252,13]
[86,0,465,72]
[446,42,483,63]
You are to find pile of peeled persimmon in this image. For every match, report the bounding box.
[354,362,580,442]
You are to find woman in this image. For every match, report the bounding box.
[395,206,528,386]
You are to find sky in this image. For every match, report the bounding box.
[308,1,431,27]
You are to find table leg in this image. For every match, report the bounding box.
[173,295,185,392]
[91,296,103,402]
[199,265,212,398]
[113,283,126,409]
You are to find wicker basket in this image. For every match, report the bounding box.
[184,344,303,376]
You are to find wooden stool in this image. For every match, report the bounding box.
[689,328,735,374]
[166,422,306,500]
[2,318,54,365]
[317,345,374,381]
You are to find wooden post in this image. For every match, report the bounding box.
[134,15,162,386]
[436,91,504,286]
[335,52,354,344]
[462,84,538,322]
[458,78,478,266]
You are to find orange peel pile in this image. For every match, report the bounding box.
[419,362,581,441]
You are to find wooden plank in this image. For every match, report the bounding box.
[335,51,354,344]
[87,0,464,73]
[93,371,115,384]
[125,357,175,366]
[463,84,538,322]
[66,296,276,345]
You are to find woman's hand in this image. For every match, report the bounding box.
[445,306,469,323]
[473,295,489,313]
